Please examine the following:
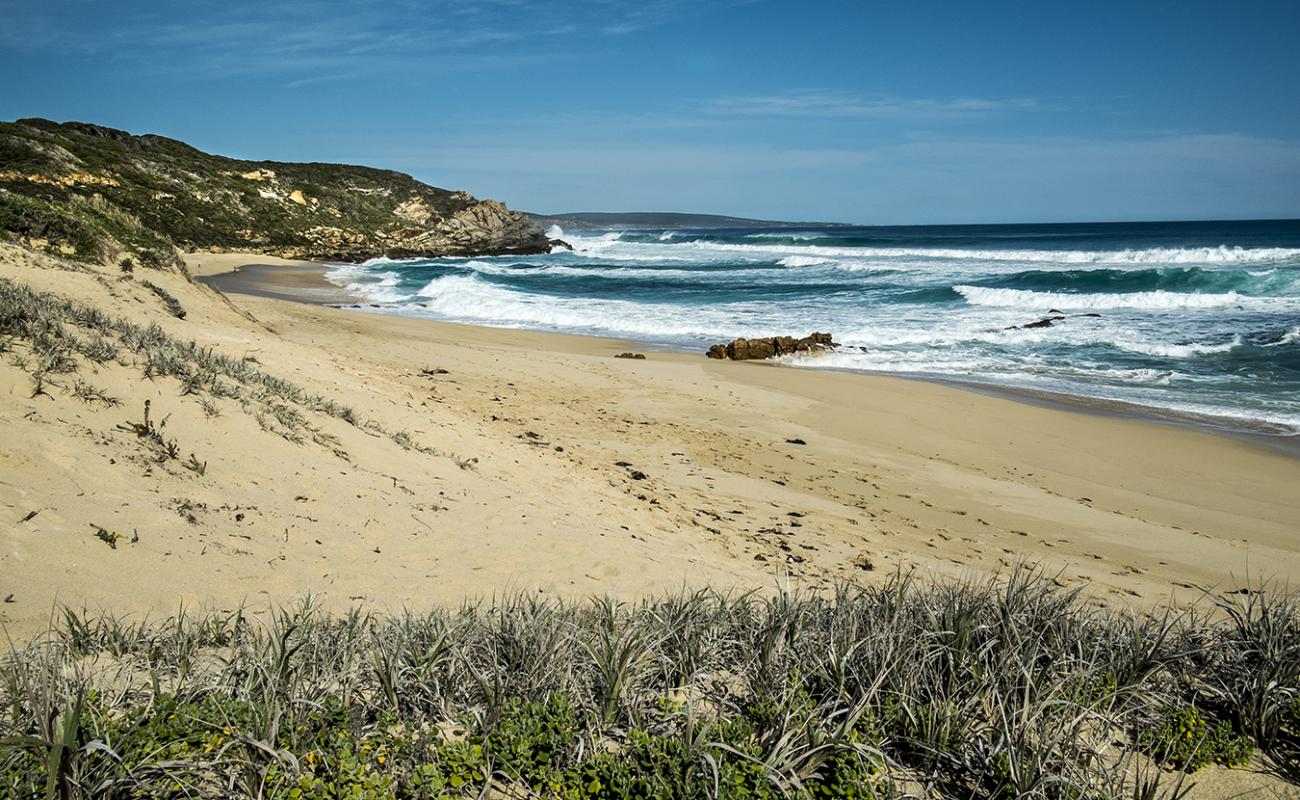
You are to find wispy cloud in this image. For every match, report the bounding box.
[365,129,1300,222]
[701,91,1040,119]
[1,0,737,79]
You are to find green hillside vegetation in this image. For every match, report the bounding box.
[0,119,548,264]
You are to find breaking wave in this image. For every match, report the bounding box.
[325,219,1300,435]
[953,285,1259,310]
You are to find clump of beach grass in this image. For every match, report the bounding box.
[1,567,1295,799]
[140,279,186,319]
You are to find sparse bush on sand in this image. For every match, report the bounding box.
[2,569,1296,799]
[140,280,186,319]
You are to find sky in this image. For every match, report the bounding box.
[3,0,1299,224]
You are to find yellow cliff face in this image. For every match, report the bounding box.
[0,170,121,187]
[2,243,1299,644]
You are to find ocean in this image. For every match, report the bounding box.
[326,219,1300,437]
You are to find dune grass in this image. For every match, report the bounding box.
[0,275,456,458]
[2,568,1296,799]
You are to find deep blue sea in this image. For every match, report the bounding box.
[327,220,1300,436]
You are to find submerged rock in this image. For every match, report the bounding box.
[1006,313,1103,331]
[1019,315,1067,329]
[707,332,838,360]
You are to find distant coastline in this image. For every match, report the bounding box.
[527,210,853,230]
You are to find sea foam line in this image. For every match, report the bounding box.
[953,285,1261,310]
[561,232,1300,267]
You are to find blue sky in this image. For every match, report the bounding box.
[3,0,1299,224]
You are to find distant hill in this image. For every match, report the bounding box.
[0,118,549,264]
[528,211,848,230]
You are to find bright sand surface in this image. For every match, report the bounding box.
[1,247,1298,644]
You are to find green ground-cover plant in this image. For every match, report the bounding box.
[1136,705,1253,771]
[2,570,1296,798]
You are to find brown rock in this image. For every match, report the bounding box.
[709,332,839,360]
[394,196,441,226]
[747,339,776,359]
[852,554,876,571]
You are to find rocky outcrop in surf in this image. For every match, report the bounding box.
[1004,311,1102,330]
[0,118,551,264]
[706,332,838,360]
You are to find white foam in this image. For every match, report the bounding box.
[1110,335,1242,358]
[673,241,1300,265]
[1264,326,1300,347]
[777,256,834,267]
[325,267,405,303]
[544,224,564,239]
[454,260,789,281]
[410,274,799,339]
[834,320,1241,360]
[953,285,1259,310]
[559,232,1300,270]
[746,232,827,240]
[359,255,422,267]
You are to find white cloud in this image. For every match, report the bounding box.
[375,131,1300,222]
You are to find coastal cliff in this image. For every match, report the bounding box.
[0,118,550,264]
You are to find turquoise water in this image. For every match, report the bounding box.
[328,220,1300,435]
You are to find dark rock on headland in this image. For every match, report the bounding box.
[706,332,838,360]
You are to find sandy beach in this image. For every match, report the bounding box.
[0,245,1295,643]
[5,8,1296,789]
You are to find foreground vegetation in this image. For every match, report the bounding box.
[2,570,1297,799]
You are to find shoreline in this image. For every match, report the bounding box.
[933,376,1300,459]
[3,244,1298,643]
[197,256,1300,458]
